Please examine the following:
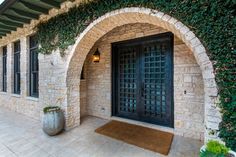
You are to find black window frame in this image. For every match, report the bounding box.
[13,41,21,94]
[2,46,7,92]
[29,35,39,98]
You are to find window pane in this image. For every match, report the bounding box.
[29,35,39,97]
[31,49,38,71]
[30,35,38,48]
[14,41,21,94]
[2,46,7,92]
[14,41,20,52]
[32,73,38,95]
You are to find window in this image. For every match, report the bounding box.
[29,35,39,97]
[2,46,7,92]
[13,41,21,94]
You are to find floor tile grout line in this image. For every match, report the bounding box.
[2,142,19,157]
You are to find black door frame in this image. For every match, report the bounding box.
[112,32,174,128]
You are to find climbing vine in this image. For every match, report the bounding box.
[36,0,236,150]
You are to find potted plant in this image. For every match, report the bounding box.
[200,140,236,157]
[42,106,65,136]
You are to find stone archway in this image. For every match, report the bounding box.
[65,7,219,141]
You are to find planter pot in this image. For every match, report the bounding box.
[200,145,236,157]
[42,110,64,136]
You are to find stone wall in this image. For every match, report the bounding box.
[0,0,82,123]
[80,80,87,117]
[80,23,204,140]
[0,38,39,120]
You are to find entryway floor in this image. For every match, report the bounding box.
[0,107,202,157]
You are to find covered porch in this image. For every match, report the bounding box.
[0,107,202,157]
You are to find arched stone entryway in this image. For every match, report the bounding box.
[65,7,219,142]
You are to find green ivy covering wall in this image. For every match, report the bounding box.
[36,0,236,150]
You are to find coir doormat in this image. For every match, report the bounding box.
[95,120,174,155]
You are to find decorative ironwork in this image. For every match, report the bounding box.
[118,47,137,114]
[113,33,173,127]
[143,43,167,117]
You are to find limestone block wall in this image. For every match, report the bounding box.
[80,65,88,118]
[0,37,39,120]
[80,80,87,118]
[0,0,82,125]
[80,23,204,140]
[38,51,73,128]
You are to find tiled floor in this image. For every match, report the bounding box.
[0,107,203,157]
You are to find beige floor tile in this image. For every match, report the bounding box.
[0,107,203,157]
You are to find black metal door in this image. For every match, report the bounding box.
[112,32,174,127]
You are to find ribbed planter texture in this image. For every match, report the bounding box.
[42,107,64,136]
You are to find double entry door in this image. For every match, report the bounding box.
[112,32,174,127]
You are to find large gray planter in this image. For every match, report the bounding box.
[42,107,64,136]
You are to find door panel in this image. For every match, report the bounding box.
[140,41,173,126]
[117,46,138,118]
[112,32,174,127]
[143,43,165,117]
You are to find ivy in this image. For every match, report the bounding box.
[36,0,236,150]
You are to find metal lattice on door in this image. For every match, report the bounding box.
[143,44,166,116]
[112,32,174,127]
[118,47,137,114]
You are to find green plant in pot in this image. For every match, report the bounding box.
[200,140,236,157]
[42,106,65,136]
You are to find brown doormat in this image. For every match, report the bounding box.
[95,120,174,155]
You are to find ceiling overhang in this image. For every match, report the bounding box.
[0,0,66,38]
